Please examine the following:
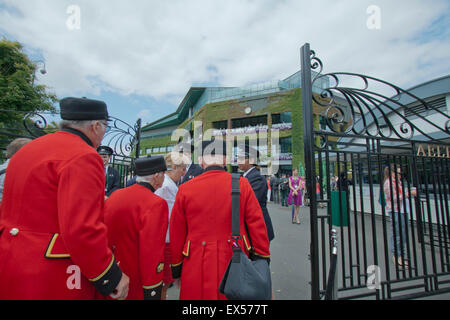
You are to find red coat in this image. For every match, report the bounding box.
[0,130,122,299]
[170,167,270,300]
[104,183,168,300]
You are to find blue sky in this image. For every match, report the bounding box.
[1,0,449,131]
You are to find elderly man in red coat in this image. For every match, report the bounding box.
[104,156,168,300]
[170,139,270,300]
[0,97,129,300]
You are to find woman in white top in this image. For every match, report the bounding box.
[155,152,189,299]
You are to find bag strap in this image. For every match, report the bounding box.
[231,173,241,262]
[231,173,240,238]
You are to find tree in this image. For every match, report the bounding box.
[0,38,58,157]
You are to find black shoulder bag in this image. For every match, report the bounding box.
[219,173,272,300]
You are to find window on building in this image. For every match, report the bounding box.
[272,112,292,124]
[146,148,151,154]
[152,147,158,153]
[231,115,267,128]
[319,115,327,130]
[167,145,173,152]
[213,120,228,130]
[279,136,292,153]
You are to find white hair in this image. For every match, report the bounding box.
[135,172,164,183]
[59,120,97,130]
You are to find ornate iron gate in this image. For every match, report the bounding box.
[0,110,141,187]
[301,43,450,300]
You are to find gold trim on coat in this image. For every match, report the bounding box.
[182,240,190,257]
[44,234,71,259]
[89,256,115,282]
[143,281,163,290]
[242,235,252,251]
[170,261,183,267]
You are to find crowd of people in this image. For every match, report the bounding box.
[0,97,272,300]
[0,97,418,301]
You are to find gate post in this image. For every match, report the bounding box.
[301,43,320,300]
[135,118,142,159]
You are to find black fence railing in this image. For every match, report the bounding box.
[324,229,339,300]
[301,43,450,300]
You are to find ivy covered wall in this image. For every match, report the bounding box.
[139,87,325,171]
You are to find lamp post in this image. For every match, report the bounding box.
[31,60,47,85]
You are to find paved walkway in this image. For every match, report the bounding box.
[166,202,312,300]
[166,202,450,300]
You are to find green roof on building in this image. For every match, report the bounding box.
[141,87,206,131]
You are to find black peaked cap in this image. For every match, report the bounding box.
[97,145,114,155]
[135,156,167,176]
[60,97,110,121]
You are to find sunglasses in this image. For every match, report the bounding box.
[100,121,111,133]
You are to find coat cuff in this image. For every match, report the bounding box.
[89,257,122,296]
[143,281,163,300]
[250,251,271,265]
[170,260,183,279]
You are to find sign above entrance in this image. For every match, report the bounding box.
[416,143,450,158]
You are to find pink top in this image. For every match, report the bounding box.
[383,179,406,212]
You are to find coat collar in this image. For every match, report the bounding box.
[137,182,156,193]
[61,128,94,147]
[204,166,225,172]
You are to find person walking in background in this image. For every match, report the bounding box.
[0,138,32,203]
[97,145,121,199]
[238,144,275,242]
[288,168,302,224]
[266,177,271,202]
[104,156,168,300]
[338,170,352,194]
[178,143,203,185]
[155,152,189,299]
[331,176,337,191]
[300,176,306,207]
[383,164,416,269]
[279,173,289,207]
[316,178,324,209]
[270,174,280,204]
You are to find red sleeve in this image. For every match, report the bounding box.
[57,152,122,296]
[139,198,168,300]
[169,188,187,278]
[241,178,270,258]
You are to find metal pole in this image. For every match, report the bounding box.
[135,118,141,159]
[325,229,339,300]
[301,43,320,300]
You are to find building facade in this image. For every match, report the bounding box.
[139,70,329,175]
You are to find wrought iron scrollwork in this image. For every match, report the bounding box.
[310,50,323,78]
[102,117,141,157]
[310,64,450,142]
[23,112,53,137]
[1,109,141,157]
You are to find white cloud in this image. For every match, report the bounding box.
[0,0,449,108]
[137,109,151,121]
